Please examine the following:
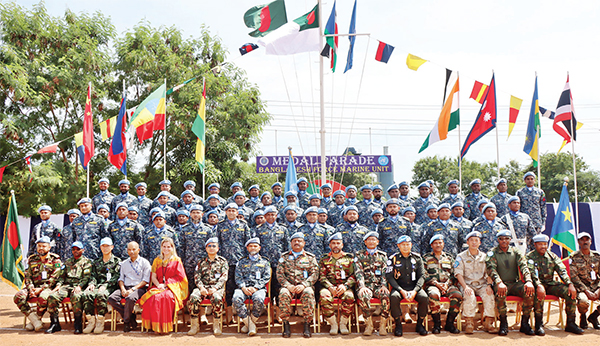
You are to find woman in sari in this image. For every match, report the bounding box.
[139,237,188,334]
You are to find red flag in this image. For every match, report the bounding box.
[36,142,59,154]
[0,166,5,183]
[24,156,33,183]
[83,83,95,166]
[461,74,497,158]
[553,75,581,151]
[469,81,488,104]
[135,113,165,144]
[108,96,128,175]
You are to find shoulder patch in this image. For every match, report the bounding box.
[387,260,392,265]
[528,259,534,264]
[487,251,494,257]
[454,259,460,268]
[354,257,358,262]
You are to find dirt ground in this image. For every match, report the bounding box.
[1,281,598,346]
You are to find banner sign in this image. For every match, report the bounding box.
[256,155,392,174]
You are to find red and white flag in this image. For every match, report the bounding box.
[554,75,582,152]
[24,156,33,182]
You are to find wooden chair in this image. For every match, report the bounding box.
[495,296,523,327]
[110,298,142,331]
[282,297,318,334]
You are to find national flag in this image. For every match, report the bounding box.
[507,96,523,139]
[0,191,25,290]
[82,83,94,167]
[244,0,288,38]
[74,132,87,170]
[108,96,127,175]
[129,83,166,144]
[406,54,427,71]
[167,77,197,96]
[375,41,394,63]
[0,166,5,183]
[419,72,460,153]
[523,77,541,167]
[239,43,259,55]
[321,1,338,72]
[442,69,452,104]
[554,75,584,152]
[257,4,319,55]
[539,106,555,119]
[99,116,117,141]
[284,149,298,206]
[343,0,357,73]
[550,182,577,254]
[469,81,488,104]
[192,79,207,172]
[24,156,33,183]
[461,73,497,158]
[37,142,59,154]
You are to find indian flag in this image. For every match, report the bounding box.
[258,4,319,55]
[419,73,460,153]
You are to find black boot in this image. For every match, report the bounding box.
[130,314,138,330]
[580,313,588,329]
[282,321,291,338]
[303,321,311,338]
[588,308,600,329]
[46,314,62,333]
[444,312,460,334]
[534,313,545,336]
[519,315,535,335]
[73,313,83,334]
[565,315,585,334]
[394,318,403,336]
[416,317,428,336]
[498,315,509,336]
[432,314,442,334]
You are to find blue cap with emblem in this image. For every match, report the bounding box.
[271,182,282,189]
[264,206,278,214]
[523,172,536,180]
[100,237,113,246]
[118,179,130,186]
[97,204,109,212]
[72,241,84,249]
[38,205,52,213]
[496,229,512,238]
[417,181,429,189]
[36,236,51,244]
[206,194,219,201]
[451,201,464,209]
[233,191,246,198]
[477,199,490,208]
[363,231,379,241]
[208,183,220,189]
[205,210,219,217]
[297,177,308,184]
[248,184,259,192]
[481,203,496,213]
[333,190,346,197]
[346,185,357,192]
[152,211,166,221]
[318,208,328,215]
[446,179,459,187]
[176,209,190,217]
[184,180,196,188]
[77,197,92,205]
[135,182,147,189]
[398,181,409,188]
[466,231,482,240]
[469,179,481,186]
[429,234,444,244]
[373,184,383,191]
[68,209,82,216]
[385,198,400,206]
[159,179,172,185]
[252,210,264,220]
[180,190,193,198]
[205,237,218,246]
[238,209,246,216]
[261,191,272,199]
[284,191,297,198]
[157,191,170,198]
[426,204,438,213]
[328,232,343,242]
[343,205,359,215]
[321,183,332,189]
[309,193,322,200]
[98,178,110,184]
[304,206,319,215]
[128,206,139,212]
[370,208,383,217]
[360,184,373,191]
[190,204,203,212]
[397,235,411,244]
[402,206,416,214]
[230,182,242,189]
[532,234,549,243]
[283,205,297,214]
[387,183,399,192]
[150,207,161,215]
[116,202,128,210]
[245,237,260,247]
[508,196,520,204]
[496,178,507,185]
[437,203,451,211]
[290,232,305,240]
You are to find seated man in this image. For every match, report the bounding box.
[386,235,428,336]
[233,238,271,336]
[568,232,600,330]
[486,230,535,336]
[187,238,228,336]
[107,241,151,332]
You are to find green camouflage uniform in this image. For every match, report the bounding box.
[527,249,576,316]
[276,250,319,322]
[82,255,121,315]
[569,250,600,313]
[319,252,356,318]
[187,255,228,317]
[13,253,62,316]
[486,246,533,315]
[47,256,93,315]
[423,251,463,314]
[354,249,390,317]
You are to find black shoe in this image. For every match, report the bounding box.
[303,322,311,338]
[588,309,600,330]
[580,314,588,329]
[123,322,131,333]
[394,318,403,336]
[444,312,460,334]
[46,315,62,334]
[519,316,535,335]
[534,313,545,336]
[130,315,138,330]
[498,315,509,336]
[73,314,83,334]
[432,314,441,334]
[566,316,585,335]
[416,317,428,336]
[282,321,291,338]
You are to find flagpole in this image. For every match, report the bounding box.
[163,78,167,181]
[457,72,462,194]
[537,123,541,189]
[318,0,327,187]
[568,72,579,234]
[122,79,127,179]
[86,81,91,199]
[202,76,206,201]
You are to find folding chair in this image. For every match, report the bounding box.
[236,280,271,333]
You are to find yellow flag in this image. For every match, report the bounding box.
[99,116,118,141]
[406,54,427,71]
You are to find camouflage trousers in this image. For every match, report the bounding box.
[14,288,52,316]
[426,283,463,314]
[319,288,355,318]
[576,291,599,314]
[493,281,533,316]
[82,286,111,315]
[279,286,315,322]
[232,288,266,319]
[187,288,225,318]
[357,284,390,317]
[533,284,576,316]
[48,286,84,315]
[461,283,495,318]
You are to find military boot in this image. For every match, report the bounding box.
[339,315,350,335]
[46,314,62,333]
[82,315,96,334]
[588,307,600,329]
[249,316,258,336]
[393,318,403,336]
[327,315,338,335]
[432,313,442,334]
[28,313,43,332]
[580,313,588,329]
[444,311,460,334]
[379,316,388,336]
[303,321,311,338]
[534,313,545,336]
[519,315,534,335]
[565,315,585,334]
[187,317,199,336]
[483,316,498,333]
[94,316,105,334]
[73,313,83,334]
[363,316,374,336]
[464,317,474,334]
[282,321,291,338]
[416,317,428,335]
[498,315,509,336]
[213,316,223,335]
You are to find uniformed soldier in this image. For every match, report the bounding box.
[441,179,464,206]
[344,185,358,206]
[179,190,199,212]
[386,235,428,336]
[470,199,489,226]
[82,237,121,334]
[271,182,284,209]
[464,179,488,221]
[72,198,108,261]
[356,185,379,228]
[472,203,505,253]
[181,204,214,291]
[569,232,600,329]
[422,234,462,334]
[451,202,473,247]
[317,208,336,235]
[205,183,227,209]
[298,194,321,223]
[387,183,400,200]
[377,199,413,256]
[528,234,584,335]
[398,181,415,209]
[154,191,178,227]
[486,230,535,336]
[141,212,178,262]
[46,241,93,334]
[413,182,439,225]
[281,205,304,239]
[174,209,190,254]
[500,196,536,253]
[233,238,272,336]
[490,178,511,218]
[110,179,136,219]
[454,231,497,334]
[516,172,547,234]
[335,206,369,254]
[226,182,243,205]
[319,233,356,335]
[28,205,61,257]
[355,231,390,336]
[152,179,179,210]
[278,191,304,223]
[369,208,384,232]
[327,190,346,227]
[92,178,116,213]
[293,207,329,261]
[277,232,319,338]
[187,238,229,336]
[246,184,262,210]
[14,236,61,332]
[420,203,464,257]
[297,177,310,209]
[233,191,254,224]
[372,184,386,208]
[257,191,273,211]
[402,206,422,254]
[425,204,438,222]
[127,206,139,223]
[205,210,221,231]
[180,180,204,207]
[56,209,81,261]
[253,206,287,303]
[321,183,334,209]
[107,202,144,260]
[203,194,225,223]
[130,182,153,228]
[96,204,112,228]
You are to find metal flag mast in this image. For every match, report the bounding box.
[164,78,167,181]
[318,0,326,186]
[568,72,579,234]
[86,81,92,198]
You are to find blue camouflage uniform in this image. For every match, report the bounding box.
[500,211,537,252]
[202,207,225,223]
[253,222,288,267]
[245,191,261,211]
[464,192,488,221]
[110,192,136,219]
[419,219,464,257]
[233,253,272,319]
[181,221,214,290]
[376,216,413,256]
[92,190,116,214]
[491,193,512,218]
[131,195,154,228]
[327,203,346,227]
[441,193,464,206]
[293,223,330,261]
[335,221,369,255]
[471,218,505,253]
[140,225,178,262]
[278,204,303,224]
[107,217,144,260]
[412,196,438,225]
[152,192,179,210]
[154,204,177,227]
[297,190,310,209]
[216,217,251,304]
[71,213,108,260]
[28,220,61,257]
[516,186,547,233]
[355,199,379,229]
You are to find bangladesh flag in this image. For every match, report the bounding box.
[1,191,25,290]
[244,0,287,38]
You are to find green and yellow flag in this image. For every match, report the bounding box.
[192,79,206,172]
[1,191,25,290]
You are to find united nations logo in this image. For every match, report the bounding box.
[259,157,269,165]
[378,155,389,166]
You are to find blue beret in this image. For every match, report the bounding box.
[481,203,496,213]
[115,202,128,210]
[68,209,82,216]
[127,206,139,212]
[252,210,265,220]
[152,212,166,221]
[98,178,110,184]
[446,179,459,187]
[578,232,592,239]
[230,182,242,189]
[283,205,297,214]
[184,180,196,188]
[437,203,451,211]
[328,232,343,242]
[451,202,464,209]
[297,177,308,184]
[150,207,161,215]
[370,208,383,217]
[271,182,282,188]
[387,184,399,192]
[397,235,411,244]
[77,197,92,205]
[36,236,51,244]
[72,241,84,249]
[346,185,357,192]
[264,206,278,214]
[284,191,297,198]
[135,182,147,189]
[233,191,246,198]
[38,205,52,213]
[386,198,400,206]
[118,179,130,186]
[398,181,409,188]
[333,190,346,197]
[426,204,438,212]
[190,204,204,211]
[224,203,238,211]
[248,184,259,192]
[290,232,305,240]
[205,210,219,217]
[477,199,490,208]
[318,208,328,215]
[159,179,172,185]
[206,194,219,201]
[508,196,520,204]
[208,183,221,189]
[466,231,482,240]
[304,206,319,215]
[402,206,416,214]
[363,231,379,241]
[309,193,322,200]
[429,234,444,244]
[469,179,481,186]
[261,191,272,199]
[157,191,170,198]
[360,184,373,191]
[245,237,260,247]
[180,190,193,198]
[427,180,435,186]
[496,229,512,238]
[237,209,246,216]
[496,178,507,185]
[100,237,113,246]
[97,204,109,212]
[523,172,536,180]
[321,183,332,189]
[373,184,383,191]
[177,209,190,217]
[205,237,218,246]
[343,205,359,215]
[418,182,429,189]
[532,234,549,243]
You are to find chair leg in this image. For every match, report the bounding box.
[267,301,271,333]
[457,310,462,331]
[355,303,360,334]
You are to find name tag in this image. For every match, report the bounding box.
[341,270,346,279]
[412,271,416,281]
[106,273,111,281]
[592,271,597,280]
[256,271,261,280]
[303,270,308,279]
[215,273,221,278]
[41,271,47,280]
[375,270,381,276]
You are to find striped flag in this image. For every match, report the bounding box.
[554,75,583,152]
[523,77,541,167]
[375,41,394,63]
[550,182,577,254]
[74,132,87,169]
[469,81,488,104]
[99,116,118,141]
[24,156,33,183]
[82,83,95,167]
[507,96,523,139]
[129,83,166,144]
[192,79,206,172]
[321,1,338,72]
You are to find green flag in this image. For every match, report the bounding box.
[1,191,25,290]
[191,79,206,172]
[244,0,288,38]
